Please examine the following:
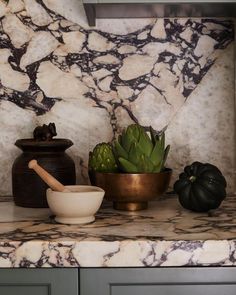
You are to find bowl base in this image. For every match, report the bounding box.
[113,202,148,211]
[55,215,95,225]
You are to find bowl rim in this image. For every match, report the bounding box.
[47,185,105,195]
[89,167,172,176]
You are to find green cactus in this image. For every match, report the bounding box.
[89,142,118,173]
[113,124,170,173]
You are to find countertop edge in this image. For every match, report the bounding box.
[0,239,235,268]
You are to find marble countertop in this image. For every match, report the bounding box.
[0,194,236,268]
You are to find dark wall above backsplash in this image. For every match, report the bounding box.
[83,0,236,26]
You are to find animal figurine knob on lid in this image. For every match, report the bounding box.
[12,123,76,208]
[33,123,57,141]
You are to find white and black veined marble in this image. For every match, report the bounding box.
[0,2,234,121]
[0,0,235,196]
[0,196,236,267]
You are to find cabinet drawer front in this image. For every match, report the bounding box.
[81,268,236,295]
[112,284,236,295]
[0,269,78,295]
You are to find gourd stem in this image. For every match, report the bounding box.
[189,176,196,182]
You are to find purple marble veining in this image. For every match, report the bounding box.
[0,196,236,267]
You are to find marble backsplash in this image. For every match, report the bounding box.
[0,0,235,196]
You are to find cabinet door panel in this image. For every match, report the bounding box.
[81,268,236,295]
[111,284,236,295]
[0,269,78,295]
[0,285,48,295]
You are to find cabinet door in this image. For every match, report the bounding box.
[80,267,236,295]
[0,268,78,295]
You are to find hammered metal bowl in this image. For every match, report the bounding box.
[89,169,172,211]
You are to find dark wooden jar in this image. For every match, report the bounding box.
[12,139,76,208]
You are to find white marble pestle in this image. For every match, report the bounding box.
[28,160,70,192]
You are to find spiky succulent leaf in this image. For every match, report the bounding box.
[114,140,129,160]
[89,142,118,173]
[138,127,153,156]
[118,157,138,173]
[122,124,143,153]
[140,155,154,172]
[150,126,159,145]
[128,142,144,166]
[160,132,165,151]
[152,160,163,173]
[127,124,141,141]
[113,124,170,173]
[150,140,163,171]
[161,145,170,170]
[121,130,133,153]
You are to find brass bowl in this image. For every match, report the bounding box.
[89,169,172,211]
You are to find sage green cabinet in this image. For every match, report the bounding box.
[0,269,78,295]
[80,267,236,295]
[1,267,236,295]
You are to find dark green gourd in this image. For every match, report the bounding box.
[174,162,227,212]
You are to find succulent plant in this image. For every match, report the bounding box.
[89,142,118,173]
[113,124,170,173]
